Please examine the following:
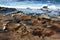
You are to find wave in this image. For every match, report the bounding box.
[0,3,60,9]
[0,1,60,9]
[0,2,60,16]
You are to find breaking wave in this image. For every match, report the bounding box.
[0,1,60,16]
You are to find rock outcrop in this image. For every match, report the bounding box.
[0,7,60,40]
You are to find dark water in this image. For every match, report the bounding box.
[0,8,16,13]
[0,0,60,4]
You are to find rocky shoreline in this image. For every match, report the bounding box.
[0,7,60,40]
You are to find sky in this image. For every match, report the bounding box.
[0,0,60,9]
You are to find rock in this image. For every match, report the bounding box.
[0,7,60,40]
[43,6,48,9]
[39,14,50,19]
[41,6,48,11]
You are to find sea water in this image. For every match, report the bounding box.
[0,0,60,16]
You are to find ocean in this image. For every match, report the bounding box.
[0,0,60,16]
